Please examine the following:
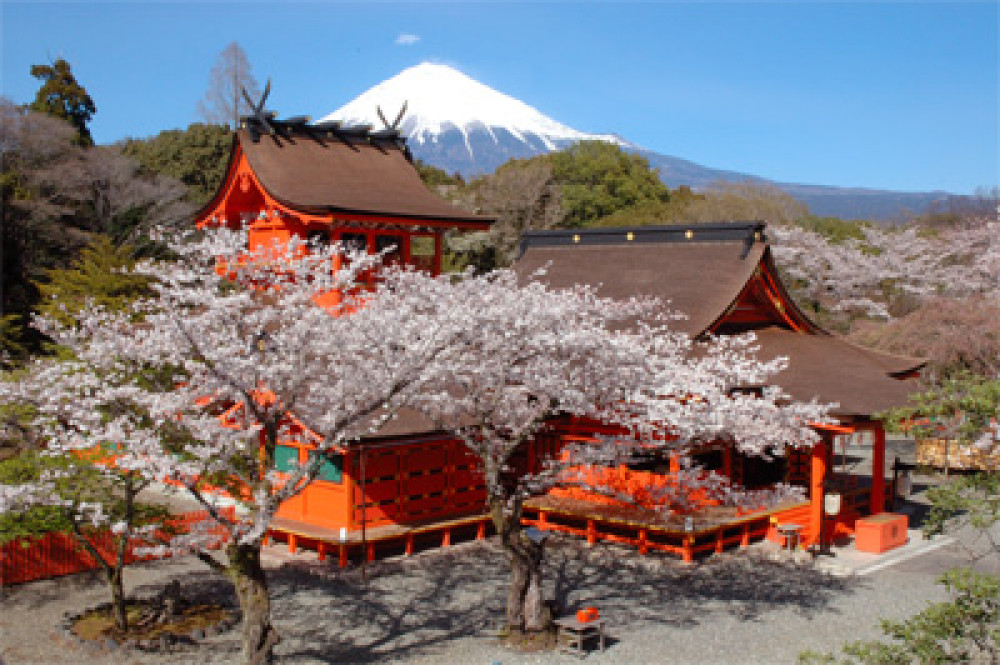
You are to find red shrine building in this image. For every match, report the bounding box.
[515,224,923,557]
[196,117,490,275]
[195,117,923,563]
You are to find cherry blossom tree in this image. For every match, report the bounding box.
[0,357,184,632]
[409,280,832,631]
[770,218,1000,320]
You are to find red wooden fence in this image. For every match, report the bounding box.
[352,440,486,529]
[0,507,235,587]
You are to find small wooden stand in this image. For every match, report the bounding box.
[776,523,803,550]
[554,616,607,658]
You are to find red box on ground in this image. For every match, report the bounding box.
[855,513,908,554]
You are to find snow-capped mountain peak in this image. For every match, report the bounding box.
[320,62,628,165]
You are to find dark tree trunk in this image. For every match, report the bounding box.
[227,541,279,665]
[106,565,128,632]
[491,498,551,632]
[70,518,130,633]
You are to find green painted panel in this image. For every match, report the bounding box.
[319,455,343,484]
[274,445,299,472]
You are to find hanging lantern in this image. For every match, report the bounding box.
[823,489,842,516]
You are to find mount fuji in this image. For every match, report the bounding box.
[320,63,948,220]
[321,62,632,175]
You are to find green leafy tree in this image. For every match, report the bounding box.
[29,59,96,147]
[120,123,231,206]
[0,315,27,367]
[546,141,671,227]
[590,186,706,227]
[886,372,1000,442]
[0,450,75,544]
[793,215,870,245]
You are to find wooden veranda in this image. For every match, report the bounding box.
[265,512,494,568]
[522,495,807,563]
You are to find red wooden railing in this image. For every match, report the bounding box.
[0,507,235,587]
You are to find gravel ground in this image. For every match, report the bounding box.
[0,451,977,665]
[0,530,956,665]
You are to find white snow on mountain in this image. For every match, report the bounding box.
[319,62,629,158]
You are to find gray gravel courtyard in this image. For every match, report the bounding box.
[0,527,958,665]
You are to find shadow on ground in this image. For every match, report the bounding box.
[233,535,861,663]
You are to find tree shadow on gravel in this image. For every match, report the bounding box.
[1,558,206,611]
[545,536,857,627]
[266,540,510,663]
[1,568,108,609]
[259,535,861,663]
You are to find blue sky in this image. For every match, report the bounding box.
[2,1,996,194]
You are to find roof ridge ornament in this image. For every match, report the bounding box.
[240,78,275,142]
[377,101,408,132]
[238,84,411,155]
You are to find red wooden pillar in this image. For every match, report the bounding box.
[871,423,886,515]
[722,445,733,480]
[810,439,827,547]
[401,233,412,265]
[433,233,443,276]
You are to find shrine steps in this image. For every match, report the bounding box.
[766,503,861,550]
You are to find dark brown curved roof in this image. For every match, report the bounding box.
[514,223,924,418]
[514,224,766,336]
[236,129,491,226]
[753,327,919,417]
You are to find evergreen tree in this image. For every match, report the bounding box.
[121,123,231,206]
[546,141,671,227]
[34,236,154,328]
[591,186,706,227]
[29,59,96,147]
[413,159,465,188]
